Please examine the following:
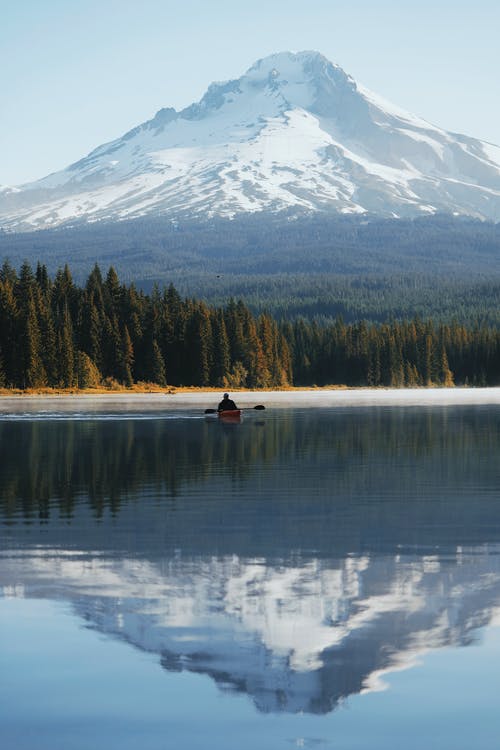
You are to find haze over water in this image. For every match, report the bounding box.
[1,403,500,749]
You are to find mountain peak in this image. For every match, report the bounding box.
[1,51,500,229]
[180,50,347,120]
[246,49,336,77]
[245,50,357,109]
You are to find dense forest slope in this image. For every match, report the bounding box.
[0,214,499,324]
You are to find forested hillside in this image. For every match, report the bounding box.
[1,214,499,324]
[1,261,499,390]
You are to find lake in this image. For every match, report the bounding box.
[1,401,500,749]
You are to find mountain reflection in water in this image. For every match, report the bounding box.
[1,406,500,715]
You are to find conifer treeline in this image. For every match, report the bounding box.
[0,261,291,389]
[286,318,500,387]
[0,261,499,389]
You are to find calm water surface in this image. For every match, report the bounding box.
[1,405,500,749]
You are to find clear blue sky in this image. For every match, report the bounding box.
[2,0,499,184]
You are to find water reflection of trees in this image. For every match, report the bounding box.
[1,408,500,554]
[0,417,287,520]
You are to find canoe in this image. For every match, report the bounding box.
[218,409,242,420]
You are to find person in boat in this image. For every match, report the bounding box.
[218,393,238,412]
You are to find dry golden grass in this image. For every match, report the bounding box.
[0,383,352,397]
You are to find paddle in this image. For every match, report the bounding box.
[204,405,265,414]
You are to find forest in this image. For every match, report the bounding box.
[0,260,499,390]
[1,213,500,325]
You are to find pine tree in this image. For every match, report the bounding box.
[77,351,101,388]
[105,266,122,318]
[388,334,405,387]
[423,333,435,386]
[57,304,75,388]
[123,283,144,353]
[223,360,248,389]
[118,325,134,386]
[292,318,312,384]
[21,290,47,388]
[255,315,274,388]
[224,298,246,366]
[276,330,293,387]
[35,262,50,294]
[367,330,381,386]
[101,314,121,380]
[439,346,454,387]
[0,260,18,285]
[38,292,58,385]
[0,276,18,385]
[404,360,420,386]
[89,301,103,371]
[185,303,212,386]
[212,309,231,387]
[0,351,6,388]
[53,265,75,319]
[150,339,167,386]
[86,264,105,308]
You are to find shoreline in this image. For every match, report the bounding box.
[0,387,500,413]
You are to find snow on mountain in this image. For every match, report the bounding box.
[2,50,500,229]
[3,546,500,713]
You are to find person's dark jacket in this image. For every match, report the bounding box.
[218,397,238,412]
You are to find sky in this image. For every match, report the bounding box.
[1,0,499,185]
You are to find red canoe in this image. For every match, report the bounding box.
[218,409,242,420]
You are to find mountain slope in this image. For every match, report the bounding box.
[2,50,500,229]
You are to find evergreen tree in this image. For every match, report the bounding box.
[20,289,47,388]
[38,293,58,385]
[224,298,246,366]
[185,303,212,386]
[86,264,105,309]
[102,314,122,380]
[0,351,5,388]
[77,351,101,388]
[439,347,454,387]
[57,304,75,388]
[223,360,248,389]
[150,339,167,386]
[276,330,293,386]
[105,266,122,318]
[35,262,50,294]
[404,360,420,386]
[52,265,75,319]
[86,299,103,371]
[158,286,179,381]
[0,275,18,385]
[0,259,18,285]
[123,283,144,354]
[388,333,405,387]
[367,330,381,386]
[423,333,435,386]
[255,314,274,388]
[212,309,231,387]
[118,325,134,386]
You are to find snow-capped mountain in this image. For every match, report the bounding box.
[3,546,500,713]
[1,50,500,229]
